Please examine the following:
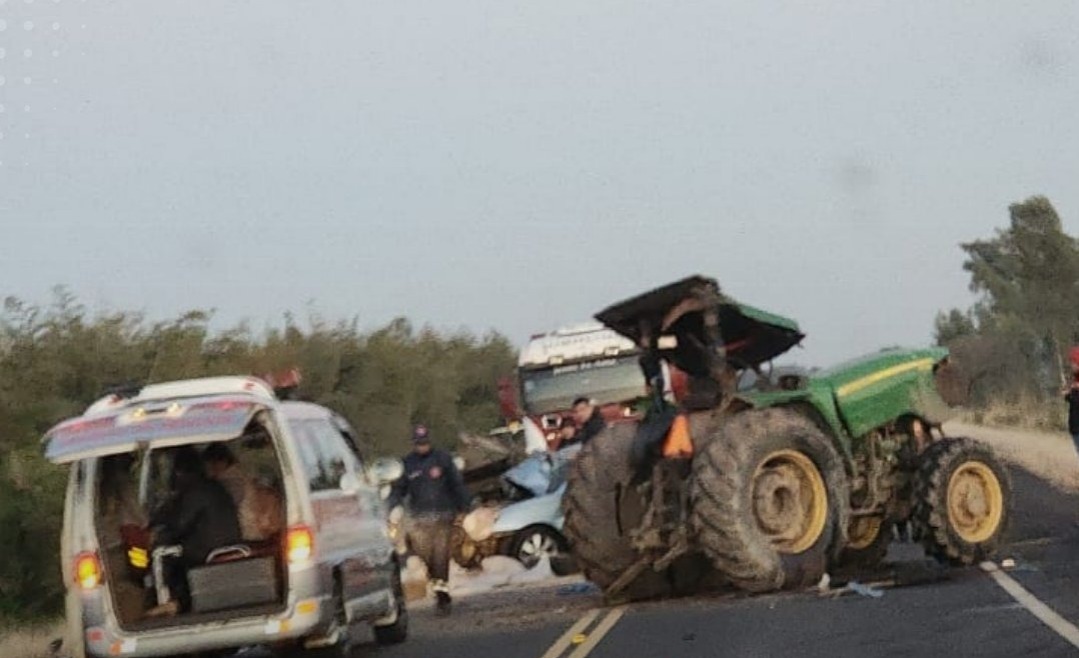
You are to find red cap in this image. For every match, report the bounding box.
[1070,346,1079,369]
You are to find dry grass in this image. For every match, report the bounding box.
[946,421,1079,492]
[0,620,65,658]
[961,397,1066,433]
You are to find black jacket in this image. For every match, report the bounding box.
[574,410,606,446]
[155,477,242,566]
[387,448,472,516]
[1066,389,1079,434]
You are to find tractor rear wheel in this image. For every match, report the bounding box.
[690,408,849,592]
[913,437,1010,565]
[562,422,672,602]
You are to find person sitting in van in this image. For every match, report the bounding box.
[203,443,248,512]
[153,447,242,610]
[204,442,283,542]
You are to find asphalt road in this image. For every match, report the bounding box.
[350,465,1079,658]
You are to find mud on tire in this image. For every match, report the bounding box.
[690,407,849,593]
[561,423,672,602]
[913,437,1011,565]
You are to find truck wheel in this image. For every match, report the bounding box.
[562,422,672,602]
[691,408,849,592]
[837,515,891,569]
[373,564,409,646]
[913,437,1010,565]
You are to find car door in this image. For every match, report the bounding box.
[289,415,393,608]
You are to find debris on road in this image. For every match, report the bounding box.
[816,573,831,594]
[819,577,893,599]
[559,582,599,596]
[1001,558,1016,569]
[847,581,885,599]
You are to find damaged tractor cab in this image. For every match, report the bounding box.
[562,275,1010,602]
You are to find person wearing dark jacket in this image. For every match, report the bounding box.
[386,424,471,613]
[568,397,606,446]
[152,446,242,612]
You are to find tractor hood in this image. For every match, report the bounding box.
[594,275,804,371]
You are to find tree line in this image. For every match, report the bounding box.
[935,195,1079,429]
[0,293,515,620]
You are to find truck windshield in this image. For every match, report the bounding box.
[520,355,644,415]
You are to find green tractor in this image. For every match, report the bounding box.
[562,276,1010,601]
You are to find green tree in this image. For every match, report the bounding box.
[960,196,1079,385]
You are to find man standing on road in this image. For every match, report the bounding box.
[387,424,472,614]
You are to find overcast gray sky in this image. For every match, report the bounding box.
[1,0,1077,366]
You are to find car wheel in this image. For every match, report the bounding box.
[509,525,567,569]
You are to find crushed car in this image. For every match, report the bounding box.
[451,445,580,575]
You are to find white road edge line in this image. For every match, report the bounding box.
[981,560,1079,648]
[567,605,628,658]
[539,608,602,658]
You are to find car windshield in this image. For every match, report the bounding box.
[520,355,644,415]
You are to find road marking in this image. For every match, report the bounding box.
[539,608,601,658]
[981,561,1079,649]
[566,606,627,658]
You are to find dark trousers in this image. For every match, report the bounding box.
[406,513,454,588]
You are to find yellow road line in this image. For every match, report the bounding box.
[566,606,627,658]
[539,608,601,658]
[981,561,1079,648]
[835,358,935,398]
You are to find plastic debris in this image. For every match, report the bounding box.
[558,582,599,595]
[847,580,885,599]
[572,634,587,645]
[1001,558,1016,569]
[817,573,831,593]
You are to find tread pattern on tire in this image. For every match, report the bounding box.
[562,423,671,601]
[912,436,1011,565]
[690,407,849,593]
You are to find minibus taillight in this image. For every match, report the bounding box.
[74,552,102,590]
[286,525,314,564]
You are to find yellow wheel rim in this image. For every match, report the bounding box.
[946,461,1004,544]
[752,449,829,554]
[847,515,884,551]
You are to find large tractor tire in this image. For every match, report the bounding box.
[690,407,849,592]
[913,437,1010,565]
[562,422,672,602]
